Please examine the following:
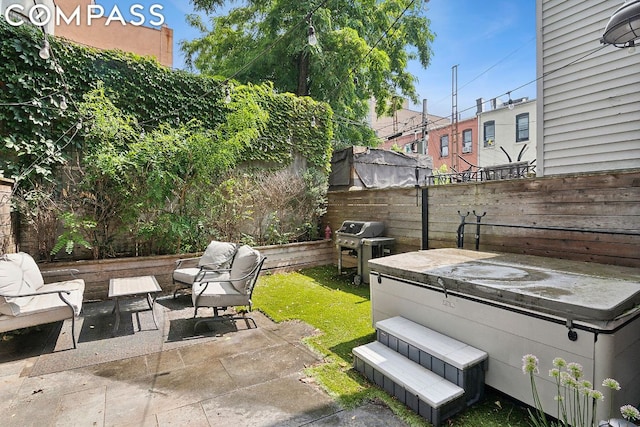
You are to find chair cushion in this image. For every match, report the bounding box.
[192,280,250,308]
[174,268,229,285]
[229,245,260,293]
[198,241,237,270]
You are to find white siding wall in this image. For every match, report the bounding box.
[536,0,640,176]
[477,100,537,167]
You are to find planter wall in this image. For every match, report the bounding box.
[39,240,334,301]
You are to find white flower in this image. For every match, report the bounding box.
[567,362,583,380]
[522,354,539,374]
[620,405,640,421]
[588,389,603,400]
[602,378,621,391]
[552,357,566,368]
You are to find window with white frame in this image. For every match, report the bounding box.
[462,129,472,153]
[516,113,529,142]
[440,135,449,157]
[483,121,495,147]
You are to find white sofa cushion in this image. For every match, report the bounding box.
[229,245,260,293]
[0,253,43,315]
[5,252,45,289]
[0,279,85,333]
[198,241,237,270]
[2,279,85,317]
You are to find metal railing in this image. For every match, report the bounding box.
[456,211,640,251]
[427,162,535,185]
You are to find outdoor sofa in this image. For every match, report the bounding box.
[0,252,85,349]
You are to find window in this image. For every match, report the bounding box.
[483,121,495,147]
[440,135,449,157]
[516,113,529,142]
[462,129,472,153]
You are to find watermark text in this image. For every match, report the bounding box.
[4,3,165,27]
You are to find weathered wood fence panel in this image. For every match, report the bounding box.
[39,240,333,301]
[325,170,640,268]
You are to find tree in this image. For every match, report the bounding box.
[182,0,434,148]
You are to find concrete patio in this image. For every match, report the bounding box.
[0,297,407,427]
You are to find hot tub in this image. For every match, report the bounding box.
[368,248,640,417]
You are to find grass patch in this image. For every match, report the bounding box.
[253,265,532,427]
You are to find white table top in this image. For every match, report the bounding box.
[109,276,161,298]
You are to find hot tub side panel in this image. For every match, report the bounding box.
[369,273,640,418]
[594,315,640,410]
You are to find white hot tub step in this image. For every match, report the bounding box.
[353,341,465,427]
[376,316,488,406]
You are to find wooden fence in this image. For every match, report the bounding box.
[324,170,640,268]
[40,240,334,301]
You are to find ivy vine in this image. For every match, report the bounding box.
[0,17,334,258]
[0,17,333,187]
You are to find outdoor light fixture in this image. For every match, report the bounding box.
[39,39,50,60]
[507,92,514,110]
[224,86,231,104]
[601,0,640,48]
[308,24,318,46]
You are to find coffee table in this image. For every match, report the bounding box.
[109,275,162,336]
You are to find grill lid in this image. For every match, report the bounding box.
[337,221,384,238]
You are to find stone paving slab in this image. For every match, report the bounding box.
[0,299,408,426]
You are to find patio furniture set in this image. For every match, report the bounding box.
[0,241,266,348]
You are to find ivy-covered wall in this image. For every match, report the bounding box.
[0,18,334,259]
[0,18,333,183]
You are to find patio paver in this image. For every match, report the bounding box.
[0,299,408,427]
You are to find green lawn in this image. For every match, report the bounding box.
[253,265,532,427]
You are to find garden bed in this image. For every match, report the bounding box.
[38,240,334,301]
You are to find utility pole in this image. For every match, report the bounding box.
[451,65,459,173]
[421,99,428,155]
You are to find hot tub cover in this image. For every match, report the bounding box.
[368,248,640,322]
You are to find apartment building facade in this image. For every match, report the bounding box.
[477,97,537,169]
[2,0,173,67]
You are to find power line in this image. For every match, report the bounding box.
[396,43,609,135]
[427,36,537,111]
[12,118,83,194]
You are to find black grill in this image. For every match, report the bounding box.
[336,220,385,249]
[336,220,393,285]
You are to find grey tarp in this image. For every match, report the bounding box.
[329,146,433,190]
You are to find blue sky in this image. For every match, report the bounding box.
[94,0,536,118]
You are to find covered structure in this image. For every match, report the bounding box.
[329,146,433,191]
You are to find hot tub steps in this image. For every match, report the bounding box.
[352,316,488,426]
[376,316,488,406]
[353,341,465,427]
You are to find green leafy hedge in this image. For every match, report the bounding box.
[1,18,334,258]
